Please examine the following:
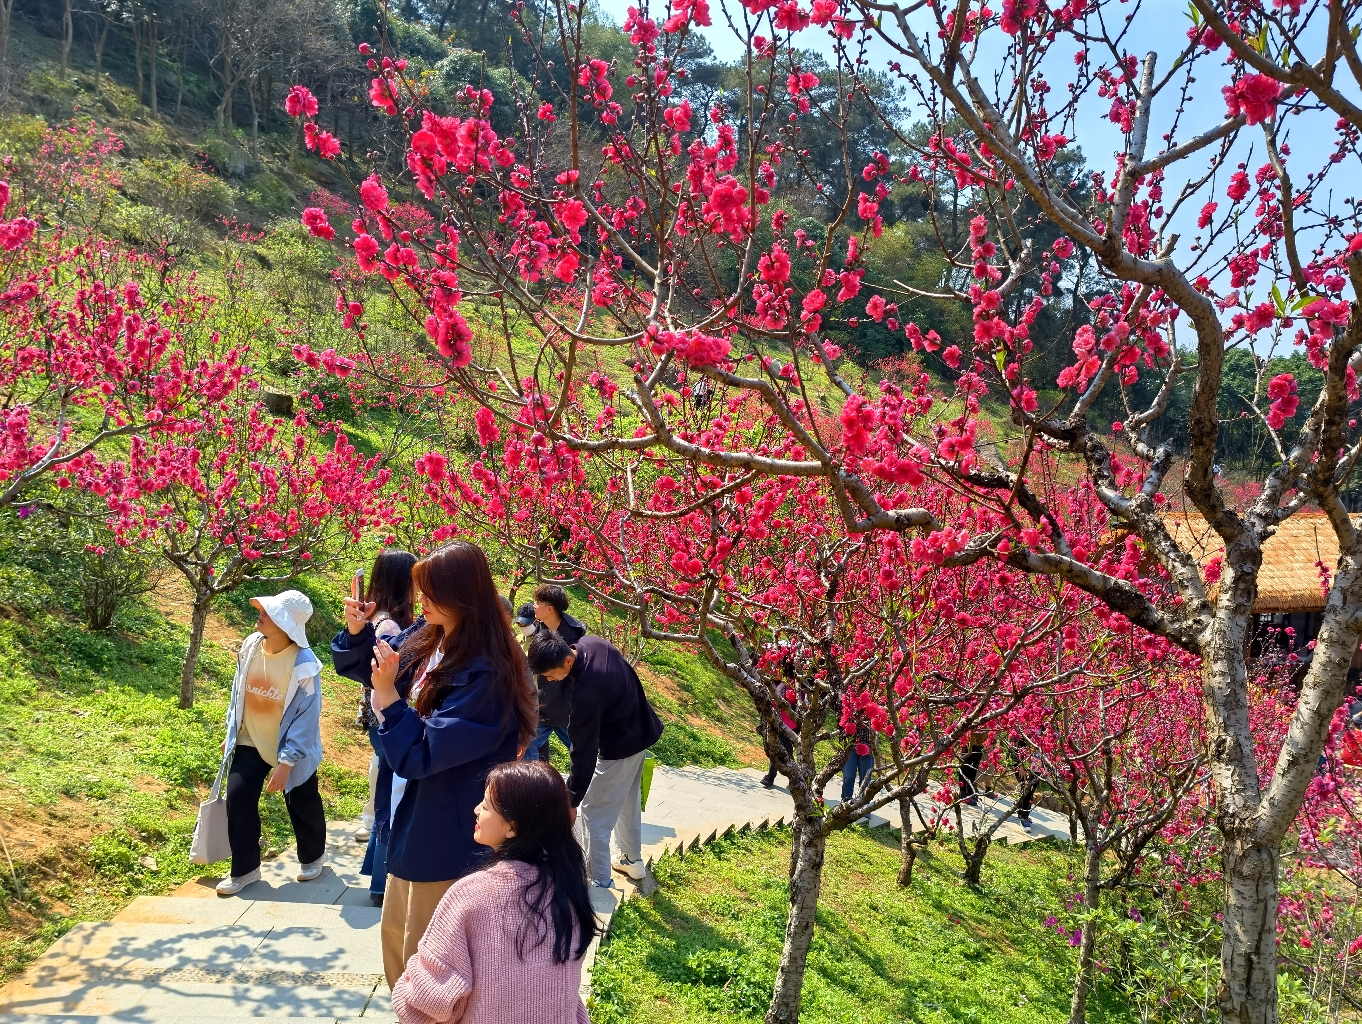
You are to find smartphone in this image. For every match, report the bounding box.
[352,569,364,602]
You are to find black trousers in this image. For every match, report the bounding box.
[958,745,984,801]
[762,730,794,784]
[226,744,326,876]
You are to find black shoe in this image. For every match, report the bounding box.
[370,893,384,907]
[761,776,775,789]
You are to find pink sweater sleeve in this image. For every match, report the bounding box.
[392,886,476,1024]
[576,999,591,1023]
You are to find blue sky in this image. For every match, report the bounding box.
[586,0,1359,316]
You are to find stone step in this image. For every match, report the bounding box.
[167,821,373,907]
[0,900,385,1020]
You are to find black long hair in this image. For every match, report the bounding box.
[365,549,417,630]
[484,760,597,963]
[401,542,537,749]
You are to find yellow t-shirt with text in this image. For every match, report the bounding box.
[237,641,300,767]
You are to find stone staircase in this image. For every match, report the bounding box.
[0,766,1070,1022]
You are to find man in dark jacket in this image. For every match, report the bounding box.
[527,631,664,888]
[521,584,586,762]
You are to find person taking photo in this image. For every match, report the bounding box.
[346,549,418,906]
[333,542,537,988]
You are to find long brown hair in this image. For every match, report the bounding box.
[400,542,536,748]
[365,549,417,630]
[485,761,596,963]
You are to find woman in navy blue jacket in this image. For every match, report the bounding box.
[332,541,536,989]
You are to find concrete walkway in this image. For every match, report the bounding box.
[0,765,1069,1022]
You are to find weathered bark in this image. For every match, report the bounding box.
[1068,839,1103,1024]
[961,831,990,886]
[132,16,143,107]
[896,793,919,886]
[60,0,73,79]
[1218,840,1280,1024]
[173,17,186,121]
[0,0,13,64]
[180,596,211,709]
[765,822,827,1024]
[247,74,258,156]
[91,15,110,95]
[147,14,157,117]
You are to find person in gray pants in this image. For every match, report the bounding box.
[527,631,664,888]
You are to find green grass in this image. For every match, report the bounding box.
[589,826,1137,1024]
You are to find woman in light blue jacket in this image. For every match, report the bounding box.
[216,589,327,896]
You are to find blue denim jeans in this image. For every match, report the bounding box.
[361,726,387,895]
[523,723,572,762]
[841,752,874,802]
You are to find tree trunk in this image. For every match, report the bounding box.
[180,596,212,709]
[147,14,157,117]
[92,16,109,95]
[765,822,827,1024]
[1068,838,1103,1024]
[961,832,990,886]
[60,0,73,79]
[896,793,918,886]
[0,0,12,64]
[1218,839,1280,1024]
[133,16,143,107]
[247,75,258,156]
[174,17,186,122]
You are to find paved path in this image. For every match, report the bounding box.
[0,766,1070,1022]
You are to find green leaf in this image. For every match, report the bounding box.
[1271,283,1285,315]
[1291,294,1315,312]
[993,348,1006,375]
[1186,1,1201,25]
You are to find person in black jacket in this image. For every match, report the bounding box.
[332,542,537,990]
[527,632,664,889]
[522,585,587,762]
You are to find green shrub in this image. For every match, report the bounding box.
[245,171,294,216]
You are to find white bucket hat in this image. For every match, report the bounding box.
[250,590,313,649]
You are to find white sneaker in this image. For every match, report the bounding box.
[355,826,371,843]
[297,855,327,881]
[611,855,646,881]
[215,868,261,895]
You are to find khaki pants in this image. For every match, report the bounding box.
[381,874,456,989]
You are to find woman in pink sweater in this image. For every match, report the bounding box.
[392,760,597,1024]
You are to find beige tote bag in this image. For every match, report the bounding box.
[190,749,233,866]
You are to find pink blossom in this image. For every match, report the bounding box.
[353,233,381,272]
[360,174,389,213]
[474,406,501,447]
[369,77,398,116]
[301,207,334,240]
[1223,74,1282,126]
[285,85,318,118]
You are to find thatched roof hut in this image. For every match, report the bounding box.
[1163,511,1342,614]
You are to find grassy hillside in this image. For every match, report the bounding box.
[590,826,1135,1024]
